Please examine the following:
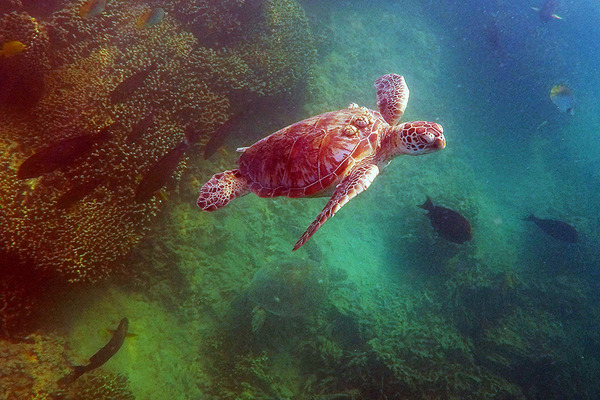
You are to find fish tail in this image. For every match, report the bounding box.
[418,196,434,211]
[136,13,149,28]
[524,213,536,222]
[183,124,200,146]
[57,365,87,386]
[96,125,113,141]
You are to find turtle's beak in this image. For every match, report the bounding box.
[434,137,446,149]
[431,123,445,150]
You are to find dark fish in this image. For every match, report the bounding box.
[110,67,154,104]
[134,126,199,202]
[203,112,245,159]
[531,0,562,21]
[525,214,578,243]
[419,196,472,244]
[126,110,155,144]
[484,20,500,51]
[17,127,111,179]
[172,107,196,125]
[56,177,103,209]
[57,317,129,386]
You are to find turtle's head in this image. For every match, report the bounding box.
[392,121,445,156]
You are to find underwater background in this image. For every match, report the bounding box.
[1,0,600,398]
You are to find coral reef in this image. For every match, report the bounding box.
[0,0,315,335]
[0,11,50,110]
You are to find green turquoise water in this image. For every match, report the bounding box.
[2,0,600,398]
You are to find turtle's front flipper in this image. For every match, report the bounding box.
[293,161,379,251]
[197,169,249,211]
[374,74,409,125]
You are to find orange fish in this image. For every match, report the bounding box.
[0,41,26,58]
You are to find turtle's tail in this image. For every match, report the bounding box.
[197,169,249,211]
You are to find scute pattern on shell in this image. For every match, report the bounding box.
[238,107,383,198]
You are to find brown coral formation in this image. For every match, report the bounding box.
[0,0,315,336]
[0,11,50,110]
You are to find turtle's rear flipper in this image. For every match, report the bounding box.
[293,160,379,251]
[197,169,250,211]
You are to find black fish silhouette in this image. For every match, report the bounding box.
[17,127,111,179]
[525,214,578,243]
[484,20,500,51]
[57,318,129,386]
[56,177,104,209]
[126,110,155,144]
[110,67,154,104]
[419,196,472,244]
[134,126,200,202]
[203,112,246,159]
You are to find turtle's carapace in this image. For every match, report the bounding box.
[197,74,446,251]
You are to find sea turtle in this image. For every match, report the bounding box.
[197,73,446,250]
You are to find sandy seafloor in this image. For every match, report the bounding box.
[22,0,600,399]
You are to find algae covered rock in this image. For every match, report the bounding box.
[248,260,329,332]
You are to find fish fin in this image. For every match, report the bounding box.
[104,328,138,338]
[183,124,200,146]
[523,213,535,222]
[108,329,137,338]
[418,195,434,211]
[157,189,169,202]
